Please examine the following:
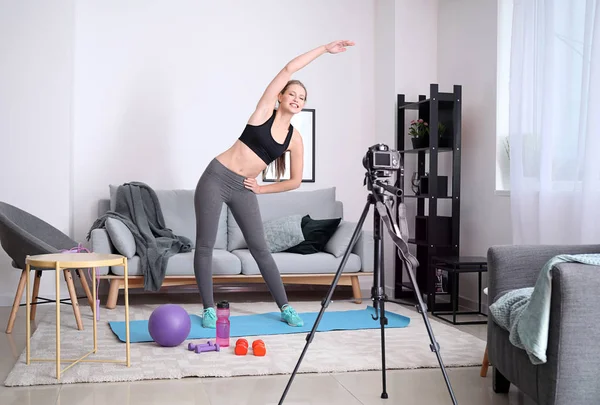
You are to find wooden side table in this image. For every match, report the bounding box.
[25,253,131,380]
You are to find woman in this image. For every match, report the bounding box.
[194,40,355,328]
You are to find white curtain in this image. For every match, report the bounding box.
[509,0,600,245]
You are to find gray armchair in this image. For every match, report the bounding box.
[487,244,600,405]
[0,201,94,334]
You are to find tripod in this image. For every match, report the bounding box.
[278,172,458,405]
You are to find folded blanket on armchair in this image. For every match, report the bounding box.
[86,181,192,291]
[490,253,600,365]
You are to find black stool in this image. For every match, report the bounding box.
[431,256,488,325]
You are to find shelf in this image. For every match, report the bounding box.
[408,239,454,248]
[398,99,430,110]
[400,282,416,291]
[400,147,453,154]
[394,83,462,311]
[398,98,456,111]
[403,195,453,199]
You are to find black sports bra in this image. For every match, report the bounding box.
[238,110,294,165]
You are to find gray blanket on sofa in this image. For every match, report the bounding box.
[86,181,192,291]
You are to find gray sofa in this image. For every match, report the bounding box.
[487,244,600,405]
[90,186,373,308]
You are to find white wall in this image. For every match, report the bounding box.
[437,0,512,308]
[373,0,397,293]
[1,0,513,309]
[384,0,440,295]
[0,1,377,304]
[71,1,376,243]
[0,1,75,306]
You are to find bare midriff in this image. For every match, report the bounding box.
[215,140,269,179]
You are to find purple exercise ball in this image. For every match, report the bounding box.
[148,304,191,347]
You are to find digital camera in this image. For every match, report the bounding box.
[362,144,401,171]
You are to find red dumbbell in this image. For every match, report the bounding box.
[235,338,248,355]
[252,339,266,357]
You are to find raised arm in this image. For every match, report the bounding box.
[252,40,355,118]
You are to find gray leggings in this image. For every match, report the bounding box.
[193,158,288,309]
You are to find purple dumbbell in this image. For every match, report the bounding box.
[188,341,213,352]
[196,343,220,353]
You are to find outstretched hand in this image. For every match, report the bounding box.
[325,40,355,54]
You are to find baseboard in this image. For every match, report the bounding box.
[0,294,16,307]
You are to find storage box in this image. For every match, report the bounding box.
[415,215,452,246]
[419,176,448,197]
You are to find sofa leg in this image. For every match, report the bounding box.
[106,279,121,309]
[351,276,362,304]
[493,367,511,393]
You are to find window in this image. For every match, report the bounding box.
[495,0,594,192]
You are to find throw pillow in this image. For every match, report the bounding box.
[263,214,305,253]
[285,215,342,254]
[324,220,357,258]
[105,217,136,258]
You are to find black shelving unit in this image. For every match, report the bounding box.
[393,84,462,311]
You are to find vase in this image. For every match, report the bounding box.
[411,137,429,149]
[439,135,453,148]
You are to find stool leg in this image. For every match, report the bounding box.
[30,271,42,322]
[26,264,30,364]
[92,268,97,353]
[63,270,83,331]
[76,269,94,311]
[56,262,61,380]
[6,269,27,334]
[480,345,489,377]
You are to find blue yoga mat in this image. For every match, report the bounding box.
[108,306,410,343]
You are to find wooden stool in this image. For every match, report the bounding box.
[25,253,131,380]
[480,287,490,377]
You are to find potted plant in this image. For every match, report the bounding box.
[409,119,429,148]
[438,122,451,147]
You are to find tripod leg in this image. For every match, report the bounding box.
[376,201,458,405]
[403,255,457,404]
[371,207,389,399]
[378,292,388,399]
[279,197,372,405]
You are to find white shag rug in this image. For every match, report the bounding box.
[4,300,486,387]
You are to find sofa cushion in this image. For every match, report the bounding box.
[263,214,305,253]
[227,187,338,251]
[110,185,228,250]
[231,249,362,275]
[105,217,136,258]
[109,249,241,276]
[324,220,357,258]
[284,215,341,254]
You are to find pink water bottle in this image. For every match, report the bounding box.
[216,301,230,347]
